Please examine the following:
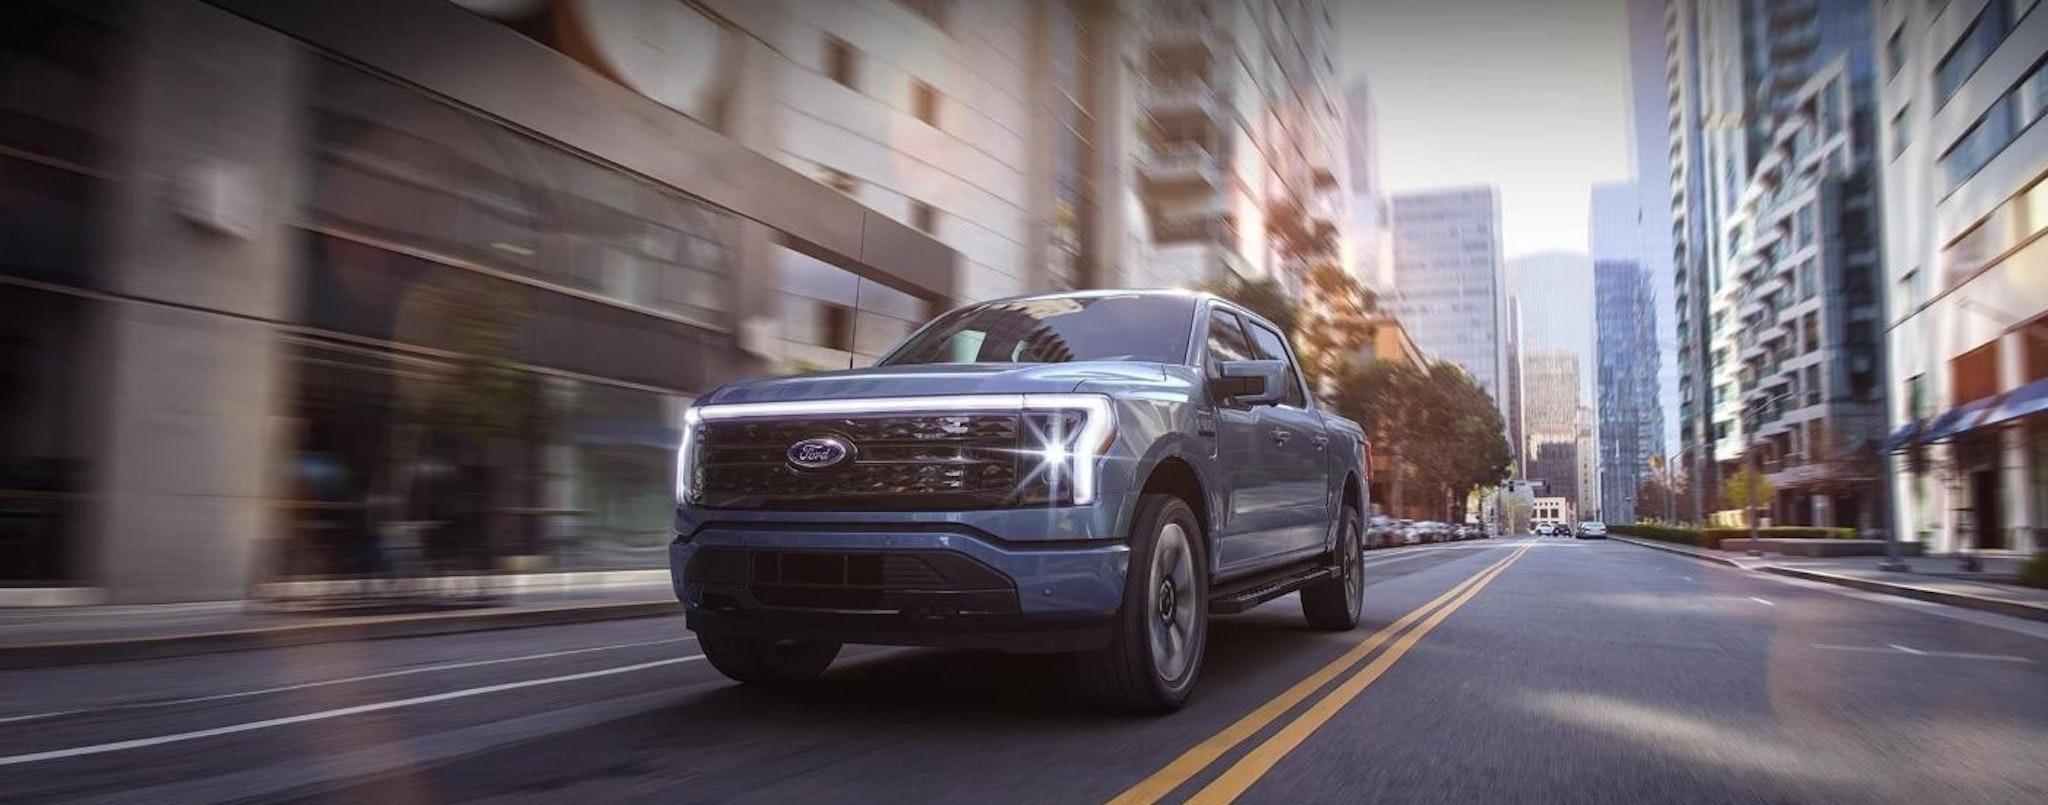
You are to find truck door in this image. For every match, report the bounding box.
[1242,320,1334,556]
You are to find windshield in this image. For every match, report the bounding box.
[879,295,1195,366]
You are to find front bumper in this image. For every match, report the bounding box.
[670,521,1129,653]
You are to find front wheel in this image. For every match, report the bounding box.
[1301,506,1364,631]
[699,633,841,683]
[1078,494,1208,712]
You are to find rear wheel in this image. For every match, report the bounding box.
[1301,506,1364,631]
[699,633,841,683]
[1078,494,1208,712]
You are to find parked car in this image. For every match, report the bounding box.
[1365,515,1400,549]
[672,290,1370,711]
[1576,521,1608,539]
[1533,522,1556,537]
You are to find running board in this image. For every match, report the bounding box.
[1208,562,1337,614]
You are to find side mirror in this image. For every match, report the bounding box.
[1214,360,1286,405]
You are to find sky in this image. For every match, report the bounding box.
[1343,0,1634,259]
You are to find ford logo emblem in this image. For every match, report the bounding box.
[787,436,851,469]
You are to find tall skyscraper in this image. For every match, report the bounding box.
[1524,349,1583,510]
[1621,0,1680,462]
[1596,259,1663,523]
[1666,0,1879,524]
[1507,252,1597,397]
[1877,1,2048,554]
[1390,186,1509,419]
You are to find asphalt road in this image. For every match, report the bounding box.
[4,537,2046,804]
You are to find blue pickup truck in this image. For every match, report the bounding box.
[672,290,1370,710]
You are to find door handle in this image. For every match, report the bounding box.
[1311,435,1329,450]
[1269,428,1292,444]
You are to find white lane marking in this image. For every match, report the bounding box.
[0,655,703,767]
[0,636,696,725]
[1810,643,2033,663]
[1749,597,1776,606]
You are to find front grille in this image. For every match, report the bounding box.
[695,413,1022,510]
[685,547,1018,614]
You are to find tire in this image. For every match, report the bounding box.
[1079,494,1208,712]
[1301,506,1364,631]
[699,633,841,683]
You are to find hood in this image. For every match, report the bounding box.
[700,362,1169,406]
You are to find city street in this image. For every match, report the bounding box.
[3,538,2045,804]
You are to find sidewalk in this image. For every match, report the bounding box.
[1610,536,2048,623]
[0,582,679,670]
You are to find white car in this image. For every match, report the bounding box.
[1532,523,1556,536]
[1576,521,1608,539]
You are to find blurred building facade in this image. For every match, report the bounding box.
[1389,186,1510,422]
[1126,0,1348,291]
[1878,0,2048,555]
[0,0,1150,602]
[1594,259,1664,523]
[1344,79,1392,290]
[1665,0,1882,528]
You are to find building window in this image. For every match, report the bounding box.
[1802,312,1821,354]
[1795,206,1816,247]
[1907,373,1927,419]
[912,80,941,127]
[1887,26,1906,81]
[1936,1,2010,105]
[1940,95,2020,191]
[1951,340,2002,403]
[825,36,858,89]
[1891,104,1913,157]
[895,0,951,29]
[911,200,938,233]
[1804,365,1822,406]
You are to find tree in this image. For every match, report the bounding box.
[1330,359,1511,518]
[1293,262,1378,394]
[1722,465,1774,513]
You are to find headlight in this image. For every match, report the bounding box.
[1016,394,1116,506]
[675,407,703,504]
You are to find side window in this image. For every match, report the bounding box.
[1204,309,1254,379]
[1244,321,1309,408]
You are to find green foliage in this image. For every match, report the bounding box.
[1329,358,1511,508]
[1609,524,1856,550]
[2020,552,2048,590]
[1720,465,1775,513]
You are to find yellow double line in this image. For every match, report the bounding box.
[1110,543,1534,805]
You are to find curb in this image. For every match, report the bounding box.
[1759,566,2048,625]
[1607,535,1745,567]
[0,599,680,671]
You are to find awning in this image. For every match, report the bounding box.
[1881,420,1923,452]
[1981,376,2048,428]
[1917,394,2003,444]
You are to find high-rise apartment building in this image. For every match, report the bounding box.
[1595,260,1664,523]
[1666,0,1878,526]
[1878,0,2048,554]
[1390,186,1510,418]
[1129,0,1347,291]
